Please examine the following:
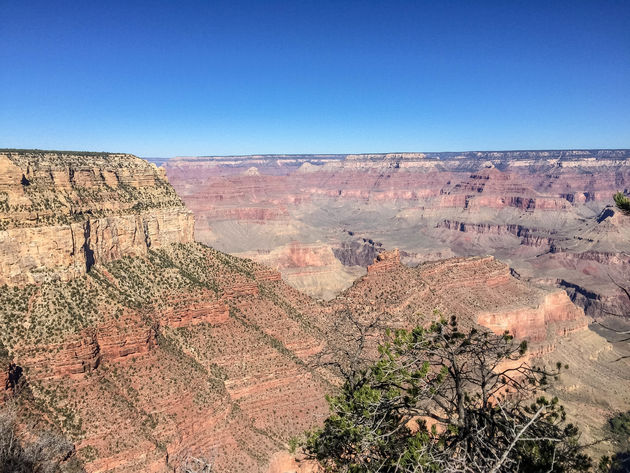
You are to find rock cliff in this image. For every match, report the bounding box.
[164,150,630,316]
[0,150,194,285]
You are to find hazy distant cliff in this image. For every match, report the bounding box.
[0,150,194,285]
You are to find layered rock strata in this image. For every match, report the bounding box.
[0,150,626,473]
[0,150,194,285]
[164,150,630,315]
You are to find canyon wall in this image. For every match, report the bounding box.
[164,150,630,314]
[0,151,331,472]
[0,245,330,473]
[0,151,194,285]
[0,150,627,472]
[3,240,613,473]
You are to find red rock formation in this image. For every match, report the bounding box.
[367,249,401,274]
[329,253,590,356]
[164,151,630,316]
[159,297,230,328]
[1,150,625,473]
[14,314,158,381]
[477,291,588,342]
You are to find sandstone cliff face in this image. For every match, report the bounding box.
[436,220,555,249]
[0,151,194,285]
[477,291,587,342]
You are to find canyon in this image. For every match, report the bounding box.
[164,150,630,318]
[0,150,628,472]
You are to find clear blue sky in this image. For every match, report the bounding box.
[1,0,629,156]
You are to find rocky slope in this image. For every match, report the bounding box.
[1,150,628,472]
[1,242,333,472]
[164,150,630,315]
[327,250,588,352]
[5,242,625,473]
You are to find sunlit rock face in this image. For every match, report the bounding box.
[0,151,194,285]
[165,150,630,314]
[0,151,332,472]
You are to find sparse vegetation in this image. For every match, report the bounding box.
[598,411,630,473]
[614,192,630,215]
[609,411,630,441]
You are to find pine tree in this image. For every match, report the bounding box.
[303,318,592,473]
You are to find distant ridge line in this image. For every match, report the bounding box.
[163,149,630,163]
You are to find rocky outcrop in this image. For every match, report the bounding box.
[436,220,555,248]
[367,249,401,274]
[477,291,588,342]
[157,291,230,328]
[548,249,630,266]
[254,268,283,282]
[0,151,194,285]
[320,252,592,368]
[14,315,158,381]
[332,238,383,267]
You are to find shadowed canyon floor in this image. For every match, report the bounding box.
[0,150,629,472]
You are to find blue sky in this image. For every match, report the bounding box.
[1,0,629,156]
